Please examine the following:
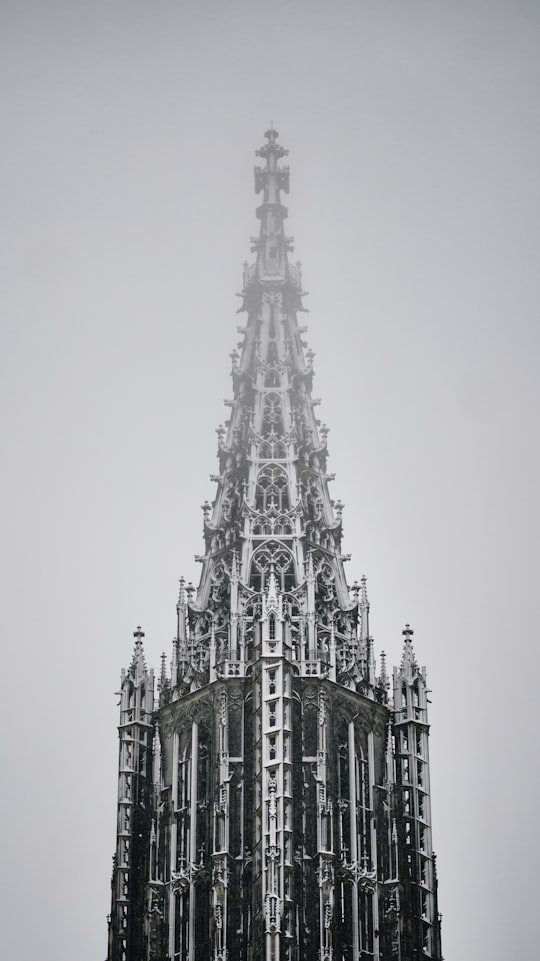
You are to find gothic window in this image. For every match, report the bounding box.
[268,614,276,640]
[274,516,293,535]
[258,440,272,458]
[252,518,273,536]
[258,437,287,459]
[252,513,293,536]
[250,541,295,592]
[255,466,290,512]
[265,369,281,387]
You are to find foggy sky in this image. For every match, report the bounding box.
[1,2,539,959]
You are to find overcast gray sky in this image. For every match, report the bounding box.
[2,1,539,958]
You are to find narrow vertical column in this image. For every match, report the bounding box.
[392,625,441,958]
[348,721,359,961]
[306,553,316,659]
[317,691,334,961]
[110,629,154,961]
[213,690,230,961]
[188,720,199,961]
[261,581,292,961]
[169,730,179,961]
[368,730,380,961]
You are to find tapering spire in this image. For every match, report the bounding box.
[181,129,368,685]
[360,574,370,640]
[159,651,168,690]
[400,623,418,678]
[129,625,147,681]
[253,125,290,282]
[254,124,289,203]
[379,650,389,690]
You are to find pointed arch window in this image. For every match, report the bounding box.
[252,513,293,537]
[255,465,290,512]
[258,440,272,459]
[264,369,281,388]
[258,437,287,459]
[250,541,295,592]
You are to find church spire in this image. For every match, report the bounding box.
[253,125,291,281]
[400,622,418,679]
[176,126,367,694]
[108,127,442,961]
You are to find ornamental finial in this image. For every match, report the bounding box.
[400,624,418,676]
[255,126,289,165]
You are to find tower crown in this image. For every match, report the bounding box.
[254,125,290,201]
[252,126,292,283]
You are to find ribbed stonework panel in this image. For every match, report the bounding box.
[107,129,442,961]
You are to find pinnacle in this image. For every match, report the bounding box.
[360,575,369,606]
[400,624,418,676]
[130,626,148,678]
[177,577,186,608]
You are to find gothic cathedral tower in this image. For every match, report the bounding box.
[107,128,442,961]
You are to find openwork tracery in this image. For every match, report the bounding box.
[258,435,287,459]
[255,465,290,512]
[250,540,295,591]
